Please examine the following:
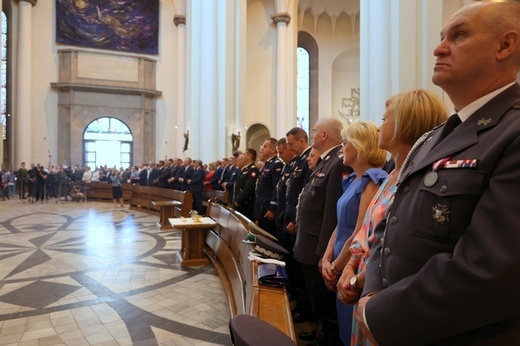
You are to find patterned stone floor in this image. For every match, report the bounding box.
[0,198,231,346]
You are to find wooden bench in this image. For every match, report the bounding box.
[86,182,134,202]
[87,184,193,227]
[202,189,228,210]
[204,201,295,341]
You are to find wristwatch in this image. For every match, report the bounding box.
[349,274,361,291]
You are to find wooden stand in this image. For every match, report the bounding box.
[169,217,217,267]
[152,200,183,230]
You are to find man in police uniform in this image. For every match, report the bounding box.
[254,137,283,237]
[274,137,297,243]
[223,152,241,205]
[233,149,259,220]
[357,2,520,345]
[284,127,313,236]
[293,118,352,345]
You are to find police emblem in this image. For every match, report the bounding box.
[432,204,450,224]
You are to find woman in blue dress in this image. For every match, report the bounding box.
[320,121,388,345]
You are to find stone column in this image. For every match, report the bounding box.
[360,0,444,124]
[271,12,291,139]
[14,0,37,167]
[186,1,240,162]
[174,13,186,158]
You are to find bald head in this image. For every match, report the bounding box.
[433,0,520,109]
[311,118,343,152]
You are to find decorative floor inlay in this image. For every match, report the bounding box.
[0,199,231,345]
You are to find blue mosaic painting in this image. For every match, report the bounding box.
[56,0,159,55]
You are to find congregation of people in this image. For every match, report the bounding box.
[2,2,520,345]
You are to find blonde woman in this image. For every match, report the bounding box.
[320,121,388,345]
[337,89,448,345]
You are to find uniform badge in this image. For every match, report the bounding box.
[424,171,438,187]
[477,118,492,126]
[432,204,450,224]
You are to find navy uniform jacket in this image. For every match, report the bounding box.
[176,165,194,191]
[293,146,352,265]
[211,166,224,190]
[364,84,520,345]
[233,163,259,219]
[148,167,161,187]
[253,156,283,220]
[139,168,148,186]
[221,165,233,185]
[224,166,239,204]
[276,157,297,222]
[157,166,173,188]
[284,146,312,226]
[188,167,206,193]
[172,165,183,190]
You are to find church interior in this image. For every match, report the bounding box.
[1,0,514,345]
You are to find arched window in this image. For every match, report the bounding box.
[297,31,318,133]
[83,117,133,169]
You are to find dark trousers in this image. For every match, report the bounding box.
[35,183,45,201]
[18,181,27,199]
[191,191,203,214]
[301,263,341,346]
[257,217,276,237]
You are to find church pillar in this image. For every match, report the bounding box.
[13,0,37,167]
[187,1,240,162]
[173,0,186,158]
[271,0,297,138]
[271,12,291,139]
[360,0,444,123]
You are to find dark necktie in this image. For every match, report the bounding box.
[436,114,461,145]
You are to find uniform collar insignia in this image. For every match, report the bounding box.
[477,118,492,126]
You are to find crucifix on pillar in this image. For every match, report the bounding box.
[338,88,360,124]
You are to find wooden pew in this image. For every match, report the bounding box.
[129,185,192,218]
[87,182,133,202]
[87,184,193,226]
[202,189,228,212]
[204,201,295,342]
